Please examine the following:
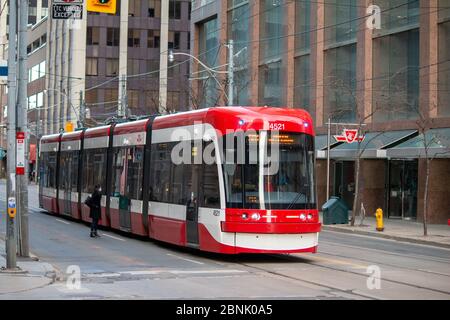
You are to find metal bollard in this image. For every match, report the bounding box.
[375,208,384,231]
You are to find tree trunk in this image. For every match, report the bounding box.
[423,158,430,236]
[351,154,361,226]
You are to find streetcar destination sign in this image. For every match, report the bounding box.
[52,3,83,20]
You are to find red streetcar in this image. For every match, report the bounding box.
[39,107,321,254]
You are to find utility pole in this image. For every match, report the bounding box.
[118,74,127,118]
[79,90,85,127]
[16,0,29,257]
[227,40,234,106]
[6,0,17,269]
[159,0,169,114]
[326,118,331,201]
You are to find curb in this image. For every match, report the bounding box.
[322,225,450,249]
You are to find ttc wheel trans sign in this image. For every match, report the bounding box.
[52,0,83,20]
[16,132,25,175]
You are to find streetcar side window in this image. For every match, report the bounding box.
[110,147,144,200]
[82,148,107,194]
[149,143,171,202]
[202,141,220,209]
[41,151,57,189]
[59,151,79,193]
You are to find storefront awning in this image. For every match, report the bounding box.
[387,128,450,159]
[314,135,342,158]
[316,130,417,159]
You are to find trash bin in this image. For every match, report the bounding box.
[322,196,349,225]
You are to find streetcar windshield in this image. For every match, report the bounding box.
[223,132,316,210]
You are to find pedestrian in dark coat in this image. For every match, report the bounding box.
[89,184,102,238]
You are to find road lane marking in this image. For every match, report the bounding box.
[166,253,204,265]
[170,269,247,274]
[101,233,126,242]
[55,219,71,225]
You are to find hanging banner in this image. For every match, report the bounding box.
[16,132,25,175]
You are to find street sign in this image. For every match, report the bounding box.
[334,129,365,144]
[0,60,7,81]
[16,132,25,175]
[52,3,83,20]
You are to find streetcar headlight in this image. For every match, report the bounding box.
[251,213,260,221]
[299,213,306,221]
[241,213,248,220]
[307,214,313,221]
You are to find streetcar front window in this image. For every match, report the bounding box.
[223,132,316,210]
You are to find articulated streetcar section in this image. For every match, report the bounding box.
[39,107,321,254]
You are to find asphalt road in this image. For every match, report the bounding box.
[1,181,449,300]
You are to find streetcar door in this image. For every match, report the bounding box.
[114,148,132,231]
[186,161,201,246]
[60,152,71,216]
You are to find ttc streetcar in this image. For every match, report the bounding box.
[39,107,321,254]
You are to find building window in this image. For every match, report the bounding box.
[145,91,159,110]
[294,55,311,111]
[198,18,220,108]
[295,0,311,52]
[107,28,120,46]
[147,30,160,48]
[259,0,285,62]
[85,90,98,105]
[259,60,285,107]
[372,29,419,122]
[148,0,161,17]
[324,0,357,46]
[129,0,141,17]
[128,90,139,109]
[147,60,160,77]
[128,29,141,47]
[106,59,119,76]
[127,59,140,75]
[169,0,181,19]
[168,31,180,49]
[440,0,450,21]
[167,91,180,110]
[228,0,250,105]
[105,88,118,102]
[87,27,100,46]
[86,58,98,76]
[438,20,450,116]
[375,0,419,32]
[324,44,357,122]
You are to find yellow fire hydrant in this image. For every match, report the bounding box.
[375,208,384,231]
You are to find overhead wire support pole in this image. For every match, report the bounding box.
[5,0,17,269]
[17,0,29,257]
[227,39,234,106]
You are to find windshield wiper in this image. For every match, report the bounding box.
[286,193,302,210]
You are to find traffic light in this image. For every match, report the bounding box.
[87,0,117,14]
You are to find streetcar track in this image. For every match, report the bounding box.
[320,240,450,264]
[317,249,450,278]
[260,253,450,296]
[235,261,379,300]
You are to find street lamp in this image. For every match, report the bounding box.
[43,88,83,129]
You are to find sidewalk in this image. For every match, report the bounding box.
[320,213,450,248]
[0,238,56,296]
